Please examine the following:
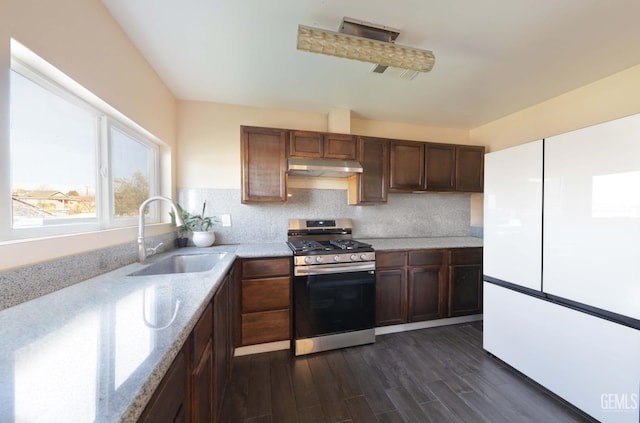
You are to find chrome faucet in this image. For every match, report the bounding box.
[138,196,185,263]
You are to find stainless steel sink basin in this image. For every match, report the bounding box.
[128,252,227,276]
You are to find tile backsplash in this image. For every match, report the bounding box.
[178,188,472,244]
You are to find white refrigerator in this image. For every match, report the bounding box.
[483,114,640,423]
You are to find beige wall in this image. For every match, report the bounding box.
[177,101,328,189]
[0,0,177,270]
[471,64,640,152]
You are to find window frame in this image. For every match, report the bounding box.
[5,46,162,242]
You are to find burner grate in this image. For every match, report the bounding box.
[329,239,371,250]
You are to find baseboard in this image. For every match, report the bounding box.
[233,340,290,357]
[375,314,483,335]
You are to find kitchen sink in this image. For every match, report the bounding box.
[128,252,227,277]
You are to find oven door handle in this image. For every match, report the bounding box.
[294,263,375,276]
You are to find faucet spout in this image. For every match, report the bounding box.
[138,196,184,263]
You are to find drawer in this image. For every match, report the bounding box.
[408,249,445,266]
[449,247,483,265]
[376,251,406,268]
[242,257,291,279]
[242,277,291,313]
[241,309,290,345]
[191,302,212,364]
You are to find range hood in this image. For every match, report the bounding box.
[287,157,364,177]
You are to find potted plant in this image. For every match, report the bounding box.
[169,204,191,248]
[186,201,218,247]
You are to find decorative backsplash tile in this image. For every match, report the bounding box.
[178,188,472,244]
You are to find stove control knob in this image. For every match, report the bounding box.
[360,254,368,261]
[316,256,323,263]
[304,256,313,264]
[350,254,357,261]
[334,255,341,262]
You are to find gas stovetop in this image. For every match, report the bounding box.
[288,239,373,255]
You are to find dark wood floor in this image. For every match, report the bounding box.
[220,322,597,423]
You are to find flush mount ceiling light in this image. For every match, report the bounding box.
[297,17,435,73]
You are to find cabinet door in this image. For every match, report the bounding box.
[376,268,407,326]
[389,140,425,191]
[241,126,288,203]
[349,136,388,204]
[191,341,213,423]
[425,143,455,191]
[139,350,188,423]
[408,266,447,321]
[289,130,323,158]
[449,248,483,316]
[213,276,230,421]
[455,145,484,192]
[323,133,357,160]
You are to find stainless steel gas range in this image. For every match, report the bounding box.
[287,218,376,356]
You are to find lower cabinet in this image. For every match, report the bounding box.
[407,249,447,321]
[375,247,482,326]
[138,349,188,423]
[375,252,407,326]
[238,257,292,346]
[191,302,214,423]
[139,276,232,423]
[448,248,483,316]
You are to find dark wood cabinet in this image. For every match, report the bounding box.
[349,136,389,204]
[289,130,357,160]
[289,131,323,158]
[140,270,236,423]
[455,146,484,192]
[375,251,407,326]
[389,140,425,191]
[407,250,447,321]
[388,139,484,193]
[213,276,230,421]
[375,247,483,327]
[139,349,188,423]
[190,303,213,423]
[425,143,456,191]
[239,257,292,346]
[324,133,357,160]
[241,126,288,203]
[448,248,483,316]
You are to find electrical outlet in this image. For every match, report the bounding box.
[221,214,232,227]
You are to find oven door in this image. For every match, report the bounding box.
[294,265,375,340]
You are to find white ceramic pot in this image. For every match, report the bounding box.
[192,231,215,247]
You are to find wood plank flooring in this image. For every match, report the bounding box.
[220,322,597,423]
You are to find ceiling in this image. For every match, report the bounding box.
[101,0,640,129]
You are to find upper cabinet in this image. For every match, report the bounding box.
[389,140,425,191]
[455,145,484,192]
[390,140,484,193]
[289,130,357,160]
[425,143,455,191]
[348,136,388,205]
[241,126,288,204]
[240,125,484,204]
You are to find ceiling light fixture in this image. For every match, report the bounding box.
[297,18,435,73]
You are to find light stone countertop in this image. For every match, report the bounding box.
[0,244,288,423]
[361,236,483,251]
[0,238,481,422]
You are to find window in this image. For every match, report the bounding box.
[7,46,161,240]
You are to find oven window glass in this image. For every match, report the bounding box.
[294,270,375,338]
